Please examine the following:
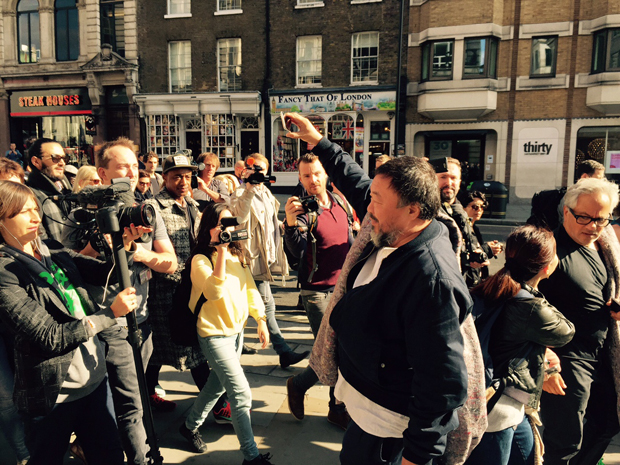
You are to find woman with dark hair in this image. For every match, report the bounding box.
[461,190,503,281]
[0,181,141,465]
[179,202,273,465]
[465,225,575,465]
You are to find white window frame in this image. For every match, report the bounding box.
[165,0,191,18]
[169,41,192,93]
[296,36,322,87]
[215,0,242,15]
[351,31,380,85]
[217,38,242,92]
[295,0,325,8]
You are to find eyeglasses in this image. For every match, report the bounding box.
[138,181,151,187]
[40,155,69,164]
[568,207,611,227]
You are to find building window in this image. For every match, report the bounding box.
[17,0,40,64]
[592,29,620,74]
[218,38,242,91]
[55,0,79,62]
[351,32,379,84]
[297,36,322,86]
[218,0,241,11]
[100,0,125,57]
[297,0,324,6]
[463,37,498,78]
[168,0,190,15]
[169,41,192,93]
[204,114,237,168]
[147,115,180,158]
[530,36,557,77]
[575,126,620,181]
[421,40,454,81]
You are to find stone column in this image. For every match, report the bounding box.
[3,10,17,65]
[38,6,54,63]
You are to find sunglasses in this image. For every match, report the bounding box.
[138,181,151,187]
[470,204,486,212]
[40,155,69,164]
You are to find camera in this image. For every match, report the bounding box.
[299,195,319,214]
[470,250,489,264]
[245,157,276,185]
[218,217,249,244]
[191,162,205,189]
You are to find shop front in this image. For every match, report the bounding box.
[572,122,620,183]
[269,87,396,186]
[133,92,262,170]
[9,88,94,165]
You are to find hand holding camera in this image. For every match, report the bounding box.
[209,217,249,247]
[285,195,320,227]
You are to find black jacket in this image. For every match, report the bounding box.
[490,285,575,408]
[313,137,469,465]
[26,169,73,242]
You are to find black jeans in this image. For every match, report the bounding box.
[340,420,403,465]
[99,321,153,465]
[540,355,619,465]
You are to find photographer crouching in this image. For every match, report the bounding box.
[0,180,142,465]
[60,139,177,465]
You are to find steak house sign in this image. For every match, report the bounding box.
[10,89,92,117]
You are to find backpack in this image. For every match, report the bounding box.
[169,256,211,347]
[471,288,534,410]
[527,187,566,231]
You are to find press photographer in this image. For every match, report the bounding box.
[61,138,177,465]
[192,151,230,210]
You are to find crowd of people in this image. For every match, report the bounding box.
[0,122,619,465]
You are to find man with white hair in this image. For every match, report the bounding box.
[539,177,620,465]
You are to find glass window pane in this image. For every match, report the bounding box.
[432,41,453,78]
[219,0,241,10]
[592,31,606,73]
[169,0,190,15]
[55,0,75,7]
[464,39,485,76]
[352,32,379,83]
[56,10,68,61]
[68,8,79,60]
[531,37,557,76]
[489,39,498,78]
[18,0,38,12]
[610,30,620,70]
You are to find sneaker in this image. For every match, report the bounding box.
[242,344,258,355]
[214,401,233,425]
[279,350,310,369]
[150,393,177,412]
[242,452,274,465]
[327,409,351,431]
[154,384,166,398]
[179,423,208,453]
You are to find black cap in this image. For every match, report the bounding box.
[162,154,198,174]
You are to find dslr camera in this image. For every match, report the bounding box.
[299,195,319,214]
[469,250,489,264]
[218,217,249,244]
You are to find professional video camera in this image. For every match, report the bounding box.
[216,217,248,244]
[245,157,276,185]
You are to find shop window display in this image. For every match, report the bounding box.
[41,115,93,165]
[575,126,620,182]
[204,114,236,169]
[147,115,179,159]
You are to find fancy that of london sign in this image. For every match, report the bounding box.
[10,89,92,117]
[270,90,396,113]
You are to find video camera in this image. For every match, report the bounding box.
[217,217,249,244]
[245,157,276,185]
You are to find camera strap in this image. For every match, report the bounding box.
[186,201,200,249]
[306,211,319,283]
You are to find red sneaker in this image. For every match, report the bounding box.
[150,393,176,412]
[213,401,232,425]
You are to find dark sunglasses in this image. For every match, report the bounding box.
[470,204,486,211]
[40,155,69,164]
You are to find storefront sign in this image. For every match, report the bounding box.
[10,89,92,117]
[518,128,558,158]
[269,91,395,114]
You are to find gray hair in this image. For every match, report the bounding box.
[563,177,619,212]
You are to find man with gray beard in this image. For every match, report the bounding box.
[26,138,73,241]
[284,113,469,465]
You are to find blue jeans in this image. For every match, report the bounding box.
[300,290,332,337]
[466,416,534,465]
[256,280,291,355]
[340,419,403,465]
[186,332,259,462]
[99,321,153,465]
[0,334,29,461]
[23,378,124,465]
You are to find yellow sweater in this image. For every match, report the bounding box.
[190,252,266,338]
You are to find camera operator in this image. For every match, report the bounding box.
[192,152,230,211]
[436,158,490,288]
[229,154,308,369]
[64,138,177,465]
[0,180,141,465]
[284,152,354,429]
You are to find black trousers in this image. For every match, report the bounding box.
[540,354,619,465]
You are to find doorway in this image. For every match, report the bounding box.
[185,132,202,160]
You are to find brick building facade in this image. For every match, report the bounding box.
[406,0,620,203]
[0,0,139,164]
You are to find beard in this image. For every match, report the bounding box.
[41,164,64,182]
[440,186,456,204]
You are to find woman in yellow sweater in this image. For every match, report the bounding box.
[179,202,272,465]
